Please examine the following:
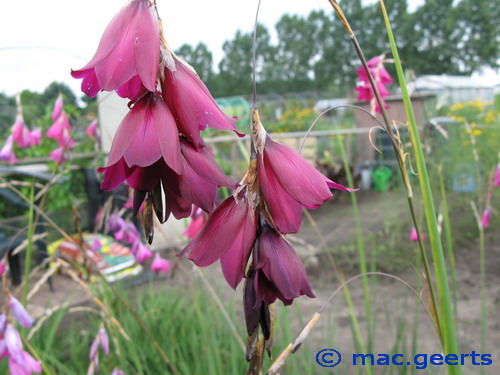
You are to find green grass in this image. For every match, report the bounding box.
[8,281,318,375]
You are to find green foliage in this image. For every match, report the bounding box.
[19,282,316,375]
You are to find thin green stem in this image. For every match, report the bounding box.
[337,136,372,352]
[379,1,461,373]
[438,168,458,319]
[22,181,35,308]
[479,226,486,375]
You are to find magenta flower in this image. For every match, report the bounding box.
[98,92,182,188]
[131,241,153,263]
[183,208,206,239]
[0,260,5,276]
[5,324,23,364]
[71,0,160,97]
[8,351,42,375]
[11,115,31,149]
[111,368,125,375]
[259,136,355,234]
[0,314,6,333]
[0,339,6,360]
[108,213,126,232]
[252,225,314,306]
[86,119,98,139]
[99,326,109,356]
[150,253,171,274]
[162,58,243,146]
[482,208,491,228]
[410,227,425,242]
[8,297,34,328]
[91,238,102,252]
[29,128,41,146]
[183,193,257,288]
[98,93,236,222]
[178,139,238,212]
[114,222,140,245]
[52,94,63,121]
[49,147,68,164]
[355,55,393,114]
[0,136,18,164]
[46,112,71,146]
[494,165,500,187]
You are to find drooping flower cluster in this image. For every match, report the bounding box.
[72,0,242,242]
[0,102,41,163]
[107,213,170,273]
[88,324,109,375]
[47,93,74,163]
[181,109,356,339]
[355,54,393,114]
[0,297,42,374]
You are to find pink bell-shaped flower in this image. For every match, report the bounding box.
[0,136,18,164]
[259,136,355,234]
[11,115,31,149]
[182,192,257,289]
[150,253,171,274]
[482,208,491,228]
[71,0,160,97]
[86,119,98,139]
[162,58,243,146]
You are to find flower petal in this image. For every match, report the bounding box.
[258,155,302,234]
[182,195,253,267]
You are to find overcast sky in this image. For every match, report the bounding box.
[0,0,429,96]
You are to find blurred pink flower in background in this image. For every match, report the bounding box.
[98,326,109,356]
[481,208,491,228]
[355,55,393,114]
[46,112,71,146]
[91,238,102,252]
[8,296,34,328]
[11,115,31,149]
[2,323,41,374]
[131,241,153,263]
[0,260,6,276]
[183,207,206,239]
[0,136,18,164]
[111,368,125,375]
[49,147,68,164]
[29,128,42,146]
[52,94,63,121]
[71,0,160,97]
[86,119,98,139]
[150,253,171,274]
[410,227,425,242]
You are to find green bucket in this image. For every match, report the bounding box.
[372,166,392,192]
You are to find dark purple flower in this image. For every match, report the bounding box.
[251,225,314,306]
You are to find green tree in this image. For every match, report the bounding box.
[216,24,274,97]
[455,0,499,73]
[175,42,214,83]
